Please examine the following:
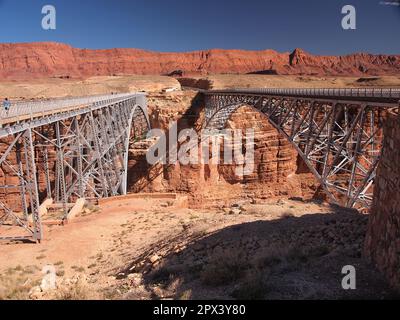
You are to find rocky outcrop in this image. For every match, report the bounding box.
[1,42,399,80]
[128,91,319,208]
[365,112,400,290]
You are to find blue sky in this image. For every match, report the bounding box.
[0,0,399,54]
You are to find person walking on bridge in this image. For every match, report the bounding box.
[2,98,11,116]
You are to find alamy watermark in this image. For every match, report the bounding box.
[146,122,255,178]
[41,5,56,30]
[341,5,356,30]
[380,1,400,6]
[40,4,359,33]
[341,265,356,290]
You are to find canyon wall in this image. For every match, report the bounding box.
[365,111,400,290]
[1,42,400,80]
[127,91,319,208]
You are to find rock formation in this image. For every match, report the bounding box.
[0,42,399,80]
[126,91,319,208]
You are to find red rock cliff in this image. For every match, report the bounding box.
[0,42,399,80]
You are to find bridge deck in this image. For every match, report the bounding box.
[0,93,146,138]
[0,92,150,242]
[204,88,399,211]
[0,93,143,123]
[205,88,400,105]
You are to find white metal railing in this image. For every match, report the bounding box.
[206,88,400,99]
[0,93,140,122]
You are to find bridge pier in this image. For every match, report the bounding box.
[365,111,400,289]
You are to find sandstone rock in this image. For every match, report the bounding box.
[0,42,399,80]
[127,273,143,286]
[29,286,43,300]
[229,208,242,215]
[149,254,161,264]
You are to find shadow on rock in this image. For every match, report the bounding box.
[117,210,398,300]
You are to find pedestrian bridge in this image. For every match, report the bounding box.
[0,93,150,242]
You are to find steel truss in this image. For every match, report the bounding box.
[0,94,150,242]
[204,89,400,211]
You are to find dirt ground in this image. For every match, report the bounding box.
[0,75,181,100]
[0,196,396,300]
[1,74,399,101]
[1,75,399,300]
[181,74,400,90]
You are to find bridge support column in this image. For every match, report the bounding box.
[23,129,42,242]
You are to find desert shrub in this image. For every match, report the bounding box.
[304,245,330,258]
[0,274,39,300]
[200,250,249,286]
[0,278,30,300]
[23,265,40,274]
[231,269,267,300]
[0,265,43,300]
[256,244,322,271]
[55,280,90,300]
[56,269,65,277]
[149,265,182,285]
[256,246,287,268]
[71,266,85,273]
[285,246,309,263]
[179,289,192,300]
[280,210,295,219]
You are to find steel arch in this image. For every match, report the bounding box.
[122,104,151,195]
[204,89,399,211]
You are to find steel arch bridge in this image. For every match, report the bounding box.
[0,93,150,242]
[204,88,400,211]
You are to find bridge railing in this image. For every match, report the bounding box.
[0,93,140,121]
[206,88,400,99]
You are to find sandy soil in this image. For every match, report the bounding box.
[0,75,399,300]
[2,74,399,102]
[181,74,400,90]
[0,76,181,100]
[0,196,395,300]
